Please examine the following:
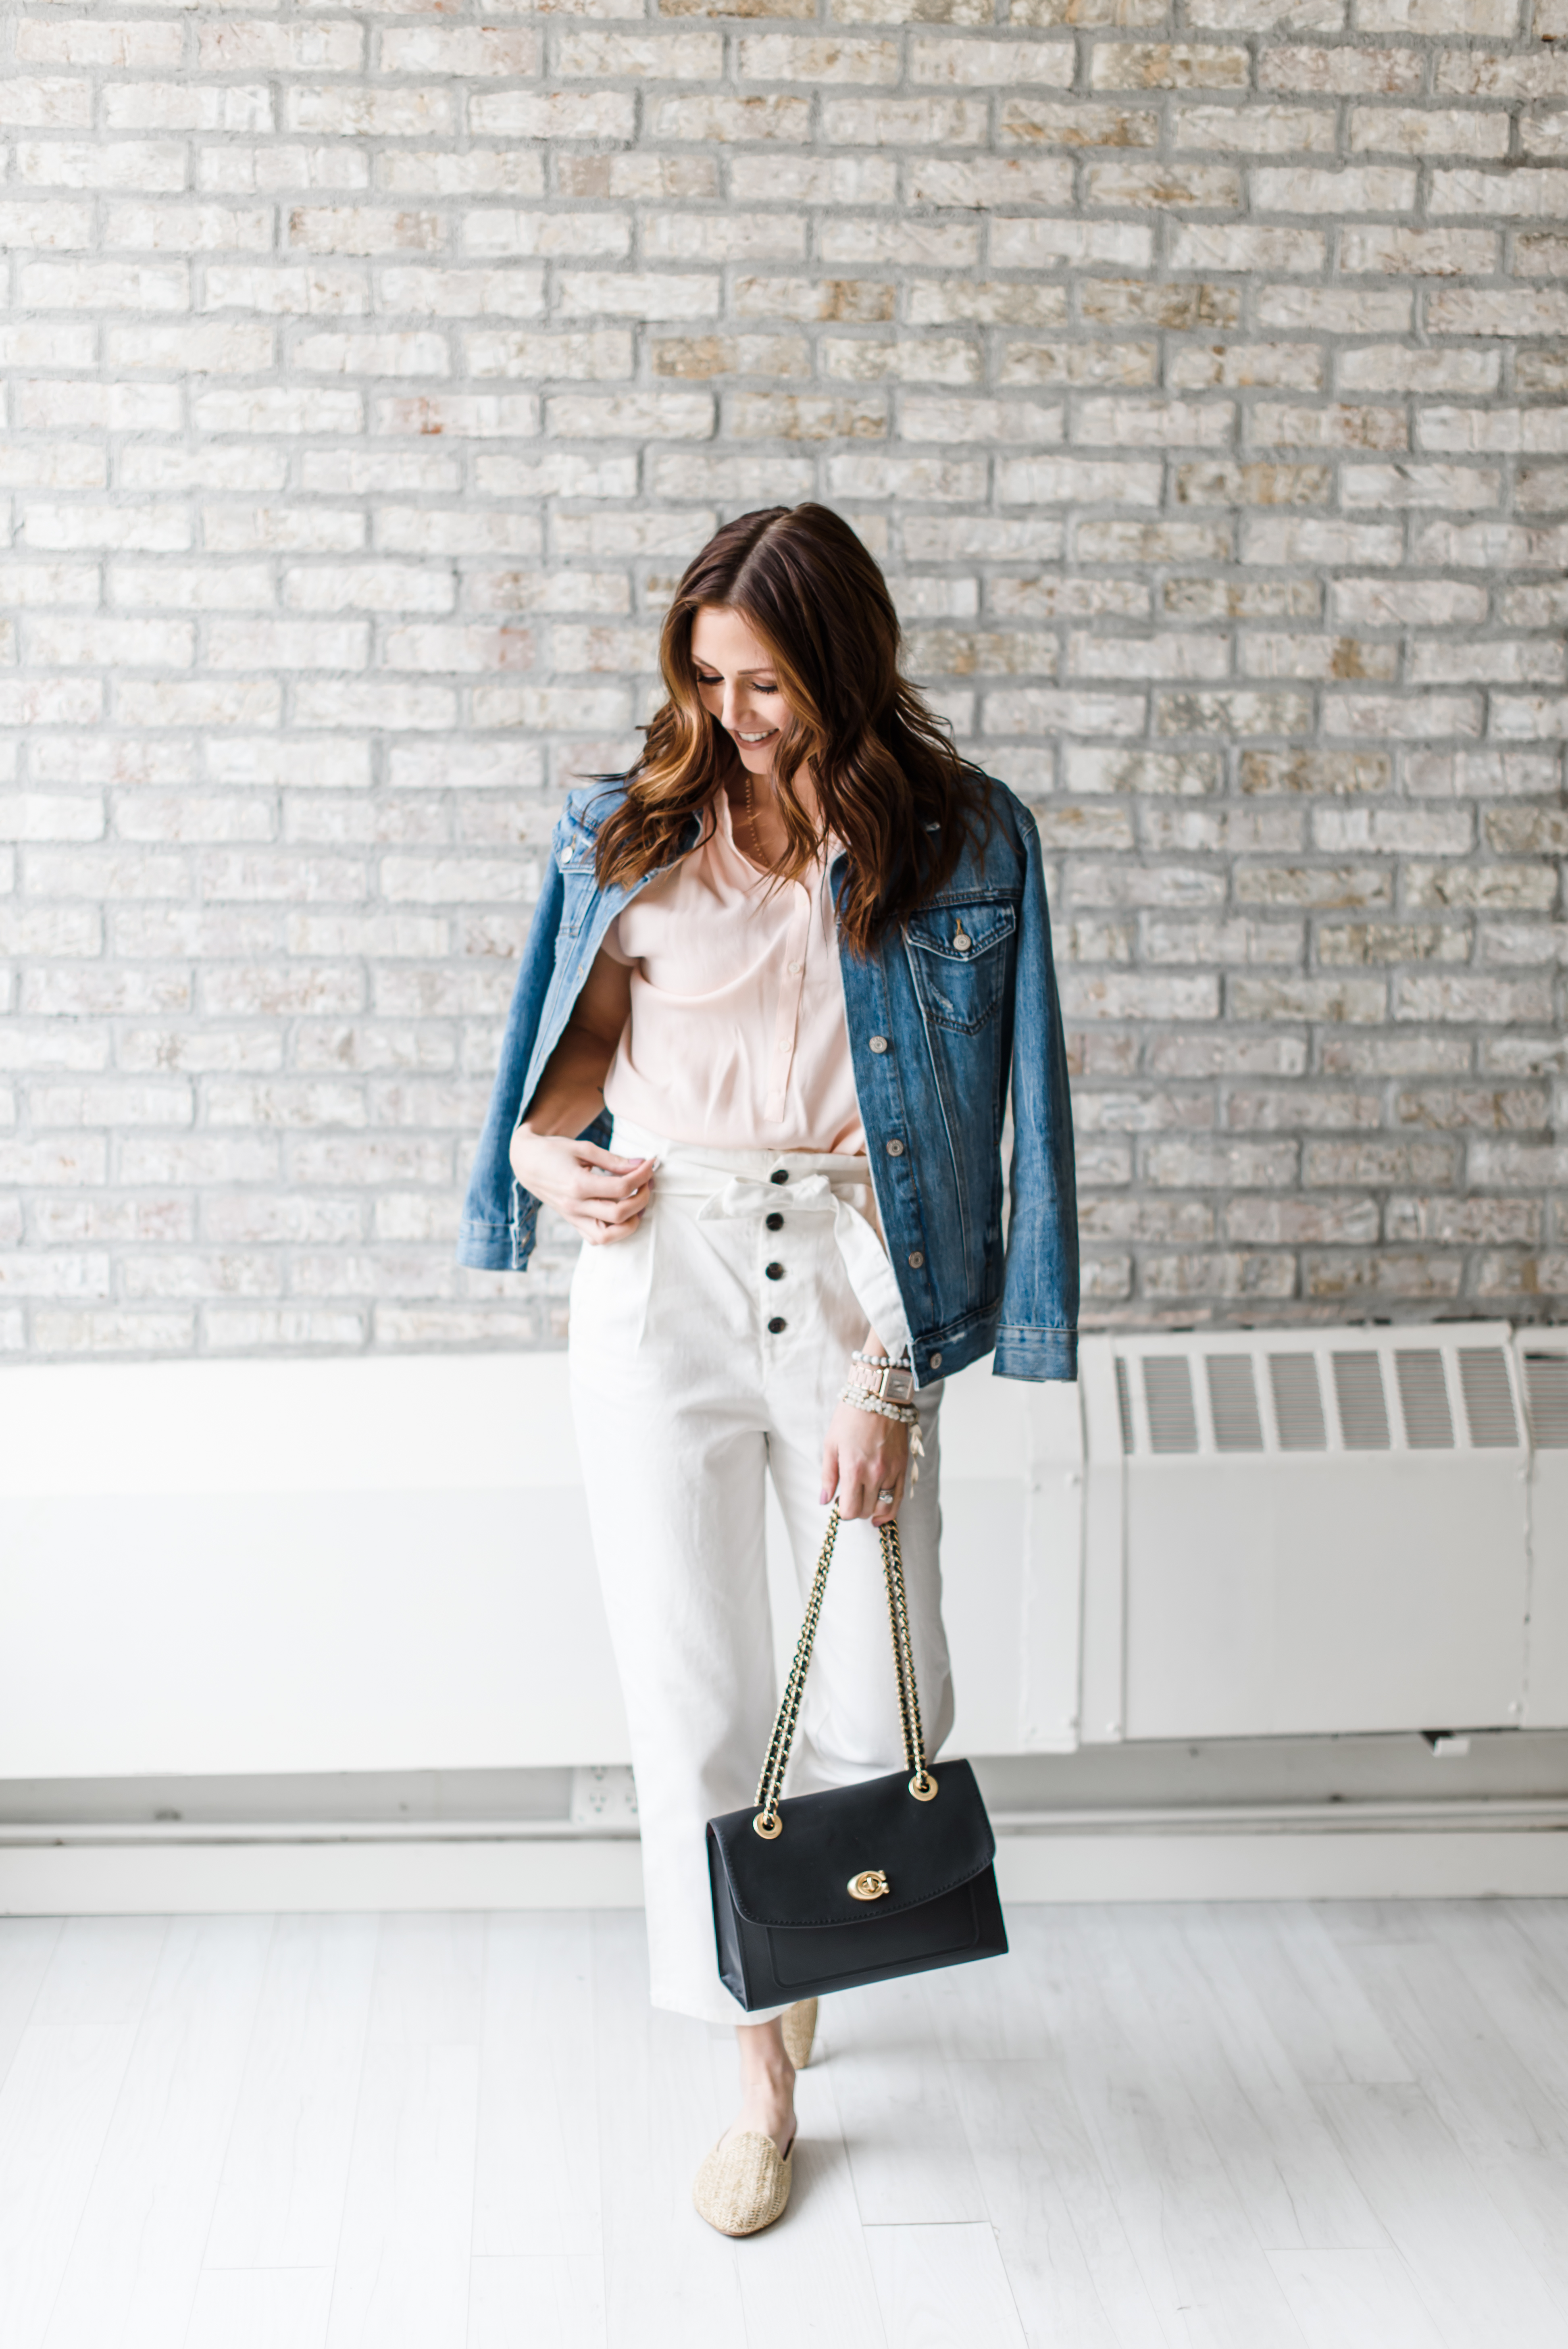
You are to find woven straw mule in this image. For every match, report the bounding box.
[692,2130,795,2237]
[781,1999,817,2071]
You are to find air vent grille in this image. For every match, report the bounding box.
[1524,1354,1568,1449]
[1143,1357,1197,1454]
[1333,1352,1390,1450]
[1106,1331,1533,1457]
[1207,1356,1263,1452]
[1459,1348,1518,1449]
[1113,1357,1133,1455]
[1395,1350,1454,1449]
[1269,1354,1326,1450]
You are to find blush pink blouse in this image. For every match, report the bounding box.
[599,786,866,1156]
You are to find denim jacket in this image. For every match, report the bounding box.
[456,773,1077,1385]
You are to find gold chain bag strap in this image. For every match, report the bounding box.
[704,1503,1006,2010]
[751,1506,938,1841]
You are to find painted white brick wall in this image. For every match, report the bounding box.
[1,0,1564,1359]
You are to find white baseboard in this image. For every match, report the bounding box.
[0,1837,648,1916]
[4,1825,1566,1914]
[997,1828,1568,1902]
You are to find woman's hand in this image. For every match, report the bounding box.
[821,1395,911,1527]
[504,950,638,1244]
[510,1125,654,1246]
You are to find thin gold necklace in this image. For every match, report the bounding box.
[743,765,768,870]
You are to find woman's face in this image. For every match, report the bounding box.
[689,605,789,778]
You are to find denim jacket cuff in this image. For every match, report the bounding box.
[456,1219,514,1272]
[992,1326,1078,1382]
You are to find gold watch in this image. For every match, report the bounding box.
[851,1357,916,1407]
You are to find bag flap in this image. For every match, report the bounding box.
[708,1759,995,1932]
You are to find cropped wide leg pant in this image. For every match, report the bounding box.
[567,1114,954,2026]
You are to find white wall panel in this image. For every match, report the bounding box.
[0,1351,1065,1782]
[0,1488,624,1780]
[6,1330,1560,1787]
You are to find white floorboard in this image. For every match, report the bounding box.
[43,1915,273,2349]
[866,2221,1029,2348]
[466,2255,605,2349]
[947,2058,1169,2349]
[0,2022,142,2349]
[1042,1909,1312,2349]
[1438,1901,1568,2112]
[33,1914,168,2025]
[590,1912,745,2349]
[0,1919,61,2081]
[1326,1913,1568,2320]
[184,2269,334,2349]
[0,1902,1562,2349]
[323,1916,483,2349]
[204,1914,380,2273]
[728,2061,886,2349]
[830,1974,988,2226]
[1264,2248,1448,2349]
[1108,1908,1388,2255]
[472,1914,601,2263]
[1310,2081,1567,2347]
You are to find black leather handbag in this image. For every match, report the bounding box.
[706,1507,1007,2010]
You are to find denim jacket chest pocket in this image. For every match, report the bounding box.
[903,900,1017,1034]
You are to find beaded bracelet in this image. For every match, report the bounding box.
[837,1384,918,1426]
[838,1384,926,1482]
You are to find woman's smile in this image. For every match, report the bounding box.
[689,605,790,769]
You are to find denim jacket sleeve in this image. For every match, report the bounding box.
[455,839,564,1273]
[994,802,1079,1382]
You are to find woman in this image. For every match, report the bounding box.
[458,504,1077,2235]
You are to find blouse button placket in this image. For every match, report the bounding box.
[763,879,811,1124]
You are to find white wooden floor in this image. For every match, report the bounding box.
[2,1901,1567,2347]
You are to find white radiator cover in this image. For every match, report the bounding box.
[1519,1339,1568,1728]
[1081,1324,1557,1745]
[0,1323,1564,1783]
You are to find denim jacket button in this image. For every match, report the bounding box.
[868,1035,889,1054]
[908,1250,924,1269]
[885,1138,904,1157]
[929,1352,943,1370]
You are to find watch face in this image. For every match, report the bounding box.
[884,1368,915,1405]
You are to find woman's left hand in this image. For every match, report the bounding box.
[822,1397,910,1527]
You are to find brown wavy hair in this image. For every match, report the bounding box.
[591,503,989,956]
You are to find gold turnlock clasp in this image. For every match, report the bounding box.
[848,1869,889,1902]
[753,1810,782,1840]
[909,1770,938,1802]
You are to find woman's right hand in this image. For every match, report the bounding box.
[509,1125,654,1246]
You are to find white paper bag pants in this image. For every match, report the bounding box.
[567,1116,954,2026]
